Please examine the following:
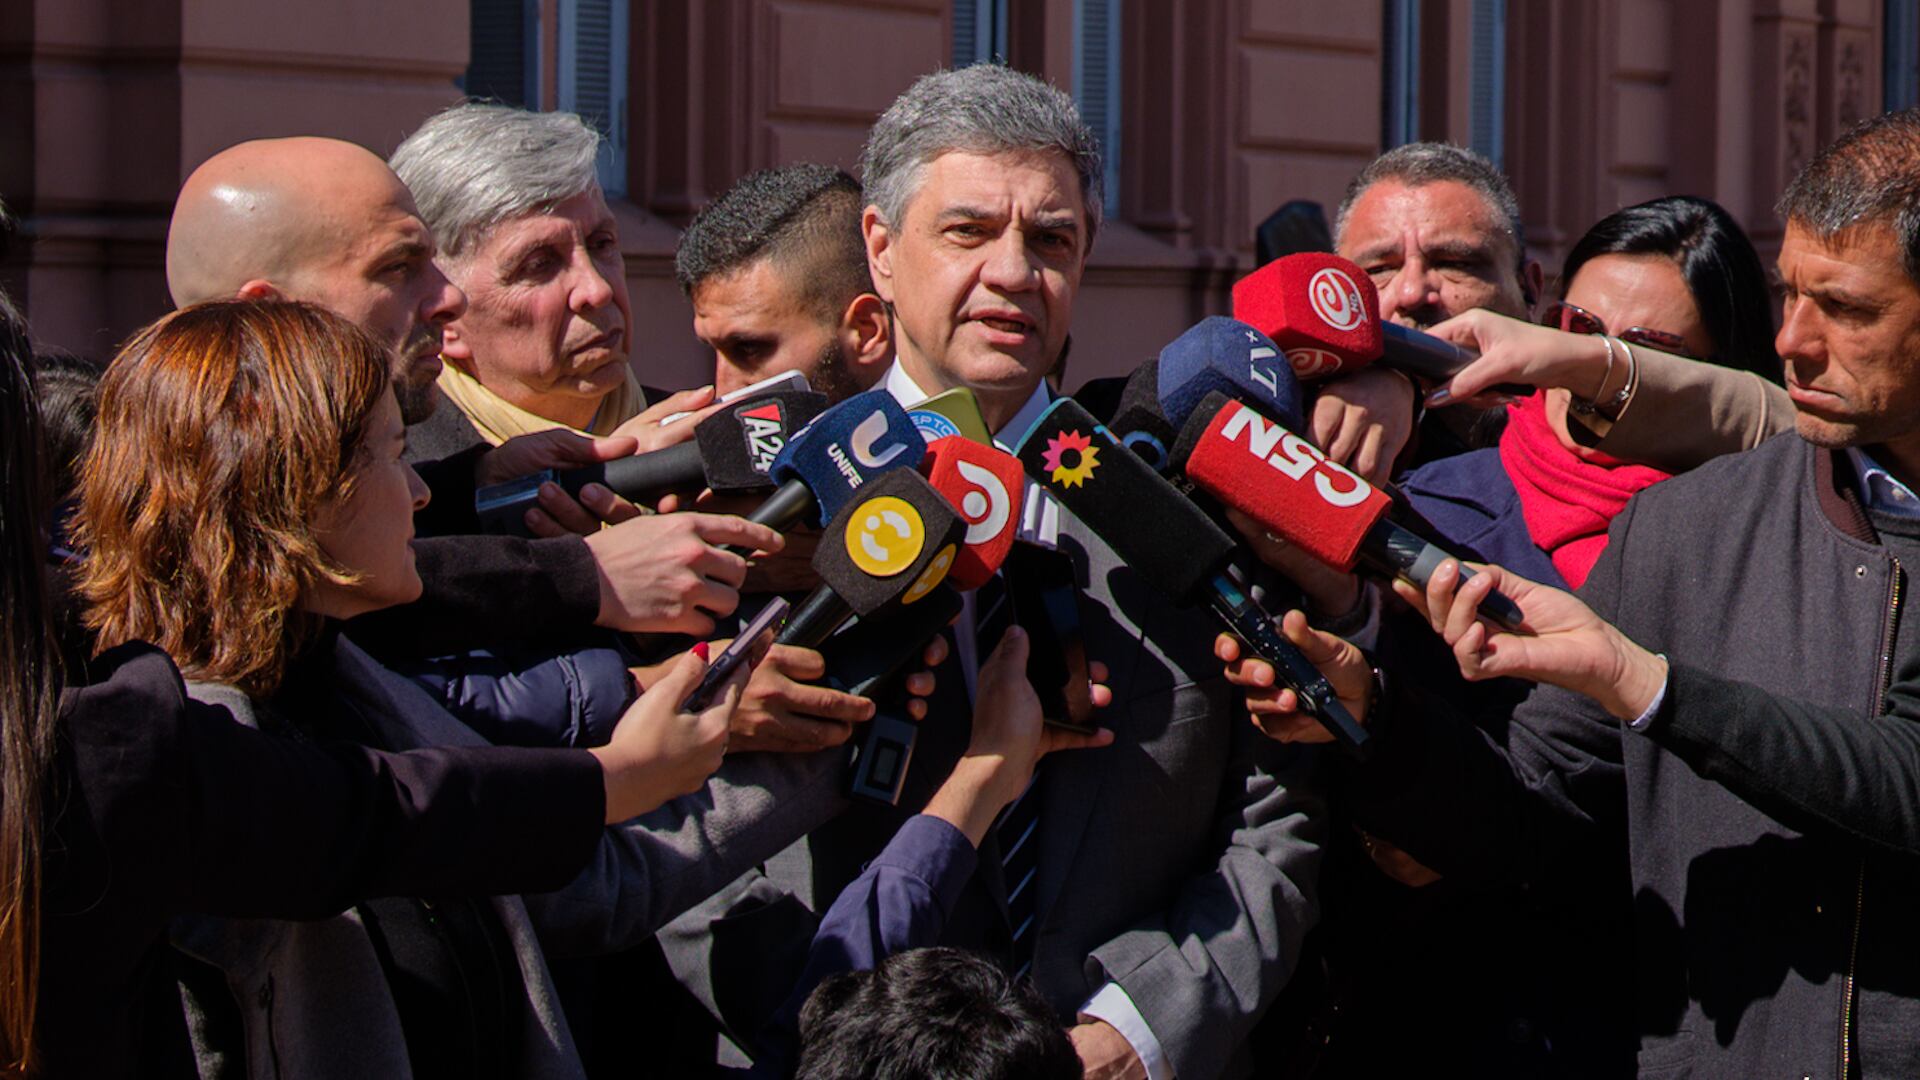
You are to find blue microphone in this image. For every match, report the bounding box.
[741,389,926,545]
[1156,316,1308,432]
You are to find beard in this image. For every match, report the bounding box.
[392,328,445,425]
[393,376,440,426]
[812,337,875,403]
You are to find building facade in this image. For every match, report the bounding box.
[2,0,1911,389]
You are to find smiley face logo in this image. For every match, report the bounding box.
[844,495,927,577]
[901,543,957,604]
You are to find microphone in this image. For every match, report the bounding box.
[736,389,926,552]
[1014,396,1370,756]
[907,386,994,445]
[474,388,828,534]
[836,437,1024,804]
[776,467,964,649]
[1155,316,1309,433]
[1172,391,1524,630]
[1106,356,1179,473]
[1231,253,1526,393]
[918,436,1025,591]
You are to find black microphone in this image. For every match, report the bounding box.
[724,389,927,558]
[1015,396,1371,757]
[775,468,964,649]
[474,388,828,534]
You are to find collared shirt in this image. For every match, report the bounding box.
[1848,447,1920,521]
[881,360,1175,1079]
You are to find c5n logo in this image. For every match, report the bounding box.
[844,495,926,577]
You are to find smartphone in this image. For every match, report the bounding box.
[1005,545,1097,734]
[680,596,790,711]
[658,369,812,426]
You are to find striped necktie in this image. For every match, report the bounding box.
[973,572,1042,976]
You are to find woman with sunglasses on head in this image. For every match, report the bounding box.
[1422,196,1795,476]
[34,297,753,1079]
[1398,195,1784,591]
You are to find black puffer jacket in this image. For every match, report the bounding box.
[1351,432,1920,1079]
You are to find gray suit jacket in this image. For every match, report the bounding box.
[173,634,849,1079]
[721,514,1327,1080]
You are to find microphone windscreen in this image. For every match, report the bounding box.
[694,389,830,493]
[1175,393,1390,572]
[1231,253,1384,380]
[1155,316,1308,433]
[1107,357,1177,474]
[810,467,965,617]
[907,386,994,445]
[770,389,925,526]
[1015,396,1234,602]
[920,436,1025,590]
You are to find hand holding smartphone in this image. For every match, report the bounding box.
[680,596,790,711]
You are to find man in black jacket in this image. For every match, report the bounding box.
[1237,108,1920,1079]
[164,136,779,645]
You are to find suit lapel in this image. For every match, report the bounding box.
[1033,519,1143,922]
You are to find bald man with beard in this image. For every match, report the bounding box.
[168,137,461,424]
[160,135,786,649]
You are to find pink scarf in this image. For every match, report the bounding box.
[1497,393,1670,589]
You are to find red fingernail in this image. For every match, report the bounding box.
[691,642,711,662]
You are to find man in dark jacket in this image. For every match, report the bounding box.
[1240,107,1920,1079]
[164,136,777,646]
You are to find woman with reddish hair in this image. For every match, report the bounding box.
[3,297,747,1078]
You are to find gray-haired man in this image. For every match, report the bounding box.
[845,64,1324,1080]
[391,104,717,539]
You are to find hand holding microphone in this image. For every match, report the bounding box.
[1417,307,1634,409]
[1394,559,1669,721]
[1230,252,1530,397]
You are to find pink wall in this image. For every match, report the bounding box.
[0,0,1901,389]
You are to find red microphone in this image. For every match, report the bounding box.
[1172,391,1524,629]
[1231,252,1383,380]
[919,435,1025,590]
[1233,253,1523,392]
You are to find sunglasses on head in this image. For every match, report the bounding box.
[1542,301,1701,359]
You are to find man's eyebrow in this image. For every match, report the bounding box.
[1348,242,1404,265]
[1807,282,1888,309]
[372,239,431,264]
[1419,238,1501,262]
[935,205,1002,223]
[1029,213,1080,233]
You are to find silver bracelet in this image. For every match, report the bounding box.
[1570,335,1618,415]
[1604,338,1637,417]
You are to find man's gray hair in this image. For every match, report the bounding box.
[390,103,603,260]
[860,65,1103,238]
[1333,142,1526,256]
[1777,107,1920,283]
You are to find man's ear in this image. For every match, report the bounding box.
[862,206,897,305]
[236,279,283,301]
[440,320,475,366]
[840,292,893,374]
[1521,259,1545,314]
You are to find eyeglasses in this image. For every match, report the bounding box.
[1542,301,1701,359]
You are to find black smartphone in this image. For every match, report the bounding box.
[680,596,789,711]
[1006,545,1097,734]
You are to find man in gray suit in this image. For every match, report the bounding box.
[849,64,1325,1080]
